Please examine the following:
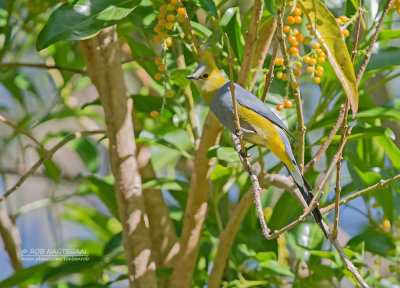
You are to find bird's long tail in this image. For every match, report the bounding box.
[287,166,329,239]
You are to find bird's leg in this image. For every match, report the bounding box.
[246,144,257,151]
[235,128,244,138]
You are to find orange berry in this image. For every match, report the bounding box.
[306,23,312,30]
[276,71,283,79]
[262,74,267,81]
[160,5,167,13]
[312,42,320,49]
[288,1,294,8]
[286,16,295,25]
[154,25,161,33]
[342,29,350,37]
[296,33,304,42]
[277,104,284,111]
[177,7,186,16]
[170,0,179,4]
[161,32,169,39]
[281,73,288,81]
[294,16,302,24]
[318,56,326,63]
[166,38,173,47]
[155,57,163,65]
[158,13,165,20]
[303,56,311,63]
[158,19,166,26]
[294,69,301,77]
[166,91,174,98]
[292,28,300,35]
[291,81,299,89]
[316,48,324,56]
[167,3,175,10]
[150,110,159,117]
[288,35,297,44]
[313,76,321,84]
[158,64,166,72]
[154,35,162,42]
[306,66,314,73]
[154,73,162,81]
[275,57,283,66]
[166,14,175,22]
[283,25,291,33]
[165,22,174,30]
[284,99,293,108]
[289,46,299,55]
[318,38,325,44]
[310,29,315,36]
[310,57,317,65]
[295,61,302,68]
[293,7,302,16]
[292,41,300,48]
[383,219,391,232]
[316,65,324,72]
[315,70,323,77]
[336,18,343,25]
[339,15,349,22]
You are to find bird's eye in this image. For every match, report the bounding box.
[202,73,209,79]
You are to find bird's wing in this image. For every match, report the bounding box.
[232,82,298,142]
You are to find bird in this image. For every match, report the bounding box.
[186,51,328,239]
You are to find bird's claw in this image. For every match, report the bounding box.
[235,129,244,138]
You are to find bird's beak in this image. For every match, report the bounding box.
[186,74,198,80]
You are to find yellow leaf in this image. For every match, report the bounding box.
[298,0,359,114]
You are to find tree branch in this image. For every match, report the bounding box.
[79,27,157,288]
[261,38,279,103]
[0,62,86,74]
[249,18,277,91]
[0,114,45,151]
[0,130,104,202]
[237,0,263,87]
[321,174,400,215]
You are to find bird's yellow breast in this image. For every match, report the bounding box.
[237,105,295,171]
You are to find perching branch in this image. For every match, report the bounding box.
[276,0,306,171]
[225,33,271,238]
[0,130,105,202]
[0,114,45,151]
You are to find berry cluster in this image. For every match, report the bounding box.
[389,0,400,15]
[153,1,186,44]
[276,100,293,111]
[335,15,350,38]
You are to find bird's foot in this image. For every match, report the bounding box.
[235,129,244,138]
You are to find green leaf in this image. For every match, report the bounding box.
[67,137,99,173]
[365,47,400,73]
[220,7,243,61]
[210,164,231,181]
[206,146,238,162]
[347,229,396,257]
[295,223,324,250]
[0,262,52,287]
[76,176,119,219]
[377,30,400,42]
[269,191,303,231]
[376,136,400,170]
[103,232,124,261]
[374,188,395,222]
[37,149,61,182]
[142,177,189,191]
[198,0,217,18]
[259,260,294,277]
[298,0,358,114]
[36,0,141,50]
[255,251,277,262]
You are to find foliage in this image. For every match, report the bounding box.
[0,0,399,287]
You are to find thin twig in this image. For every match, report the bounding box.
[0,114,45,151]
[276,0,305,171]
[304,104,345,173]
[356,0,391,85]
[261,38,279,103]
[184,9,202,59]
[0,130,105,202]
[321,174,400,214]
[333,0,364,239]
[0,62,86,74]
